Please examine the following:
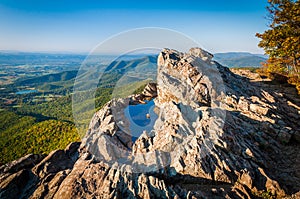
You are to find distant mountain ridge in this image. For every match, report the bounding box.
[7,55,158,93]
[2,48,300,198]
[0,51,266,68]
[15,70,78,86]
[214,52,267,68]
[0,52,86,65]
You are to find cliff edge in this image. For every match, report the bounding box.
[1,48,300,199]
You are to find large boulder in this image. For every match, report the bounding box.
[1,48,300,198]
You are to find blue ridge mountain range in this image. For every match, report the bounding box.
[0,51,267,94]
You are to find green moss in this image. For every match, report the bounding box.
[254,190,275,199]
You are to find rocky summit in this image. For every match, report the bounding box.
[1,48,300,199]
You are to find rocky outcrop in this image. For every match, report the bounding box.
[0,142,80,199]
[1,48,300,198]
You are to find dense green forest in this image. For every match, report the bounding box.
[0,89,114,164]
[17,96,74,122]
[0,84,118,165]
[0,115,79,164]
[0,82,151,164]
[0,57,156,164]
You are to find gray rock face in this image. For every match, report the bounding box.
[1,48,300,198]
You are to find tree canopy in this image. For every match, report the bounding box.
[256,0,300,77]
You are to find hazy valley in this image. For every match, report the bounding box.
[0,48,299,198]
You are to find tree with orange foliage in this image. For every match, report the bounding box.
[256,0,300,77]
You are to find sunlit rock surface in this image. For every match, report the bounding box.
[1,48,300,199]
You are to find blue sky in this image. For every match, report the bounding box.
[0,0,269,53]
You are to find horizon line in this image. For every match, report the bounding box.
[0,49,266,55]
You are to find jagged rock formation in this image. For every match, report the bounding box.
[1,48,300,199]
